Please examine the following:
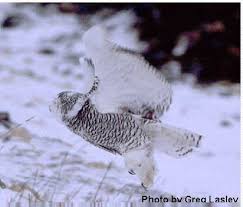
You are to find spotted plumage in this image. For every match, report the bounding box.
[67,99,149,155]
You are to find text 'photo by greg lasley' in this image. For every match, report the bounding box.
[0,2,240,207]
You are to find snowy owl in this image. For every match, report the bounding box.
[49,25,202,189]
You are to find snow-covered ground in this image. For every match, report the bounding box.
[0,3,240,206]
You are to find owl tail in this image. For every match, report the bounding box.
[144,122,202,158]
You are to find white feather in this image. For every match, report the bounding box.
[79,57,95,94]
[82,25,172,116]
[80,25,203,188]
[143,121,202,158]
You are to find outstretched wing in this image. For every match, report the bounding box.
[81,25,172,118]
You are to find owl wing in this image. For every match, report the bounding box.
[81,25,172,118]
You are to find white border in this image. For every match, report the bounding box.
[0,0,241,204]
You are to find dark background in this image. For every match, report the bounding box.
[3,3,240,83]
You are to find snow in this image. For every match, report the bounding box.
[156,82,240,198]
[0,3,240,206]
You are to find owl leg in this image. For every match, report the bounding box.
[123,144,155,188]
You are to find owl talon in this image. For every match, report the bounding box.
[141,183,148,191]
[128,169,136,175]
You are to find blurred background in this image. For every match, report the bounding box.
[0,3,240,83]
[0,3,240,206]
[54,3,240,83]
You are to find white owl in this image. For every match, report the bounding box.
[50,25,202,189]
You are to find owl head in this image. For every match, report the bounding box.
[49,91,89,122]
